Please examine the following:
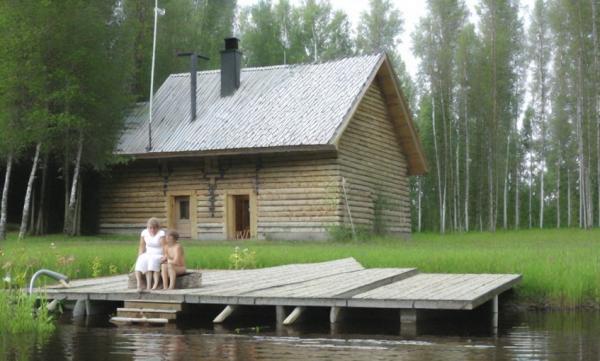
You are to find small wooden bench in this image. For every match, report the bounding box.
[127,271,202,289]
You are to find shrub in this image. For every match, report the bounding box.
[228,247,257,270]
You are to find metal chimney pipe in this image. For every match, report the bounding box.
[177,52,209,121]
[220,37,242,97]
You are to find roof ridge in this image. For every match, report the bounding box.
[169,53,383,78]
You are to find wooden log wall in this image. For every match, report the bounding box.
[98,153,341,240]
[337,80,411,235]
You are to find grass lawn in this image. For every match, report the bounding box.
[1,228,599,308]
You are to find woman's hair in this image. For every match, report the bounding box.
[147,217,161,229]
[166,229,179,241]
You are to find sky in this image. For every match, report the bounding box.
[237,0,536,78]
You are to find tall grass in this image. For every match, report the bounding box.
[2,228,600,308]
[0,291,54,335]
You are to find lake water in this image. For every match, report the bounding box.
[2,307,600,361]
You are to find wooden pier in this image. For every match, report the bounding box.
[37,258,521,329]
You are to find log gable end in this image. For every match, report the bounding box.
[336,79,411,235]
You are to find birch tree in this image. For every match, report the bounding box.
[528,0,551,229]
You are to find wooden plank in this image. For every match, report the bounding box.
[244,268,416,299]
[117,308,177,320]
[110,316,169,325]
[124,300,183,311]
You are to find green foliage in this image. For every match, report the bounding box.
[239,0,354,66]
[124,0,236,99]
[355,0,416,110]
[373,192,392,235]
[356,0,403,54]
[228,247,257,270]
[0,291,54,336]
[326,225,374,242]
[91,257,103,278]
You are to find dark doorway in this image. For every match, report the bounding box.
[233,194,250,239]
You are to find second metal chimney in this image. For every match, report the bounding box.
[220,37,242,97]
[177,52,208,121]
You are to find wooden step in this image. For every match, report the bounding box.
[123,300,183,311]
[117,307,177,320]
[109,316,169,325]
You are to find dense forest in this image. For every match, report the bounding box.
[0,0,597,238]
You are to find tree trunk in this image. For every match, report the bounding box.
[539,168,544,229]
[18,143,42,239]
[440,86,448,234]
[538,18,547,230]
[463,64,469,232]
[417,177,422,232]
[431,92,444,233]
[567,170,572,227]
[0,154,14,241]
[515,163,519,229]
[455,126,460,231]
[528,155,533,229]
[63,151,70,233]
[591,0,600,226]
[489,1,497,232]
[577,2,588,228]
[73,179,83,236]
[503,133,510,229]
[35,156,49,235]
[557,154,561,228]
[29,187,35,232]
[65,132,84,236]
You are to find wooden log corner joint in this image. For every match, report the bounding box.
[127,271,202,289]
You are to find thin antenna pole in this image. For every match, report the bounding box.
[147,0,159,152]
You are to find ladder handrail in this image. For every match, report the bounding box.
[28,269,70,295]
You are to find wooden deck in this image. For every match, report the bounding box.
[37,258,521,326]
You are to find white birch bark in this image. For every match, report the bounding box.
[65,132,84,235]
[556,154,561,228]
[576,4,588,228]
[0,154,14,240]
[529,155,533,229]
[592,0,600,226]
[18,143,42,239]
[503,133,510,229]
[515,163,520,229]
[417,177,422,232]
[431,89,444,233]
[567,170,572,227]
[463,64,469,232]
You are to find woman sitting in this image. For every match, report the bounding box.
[134,218,166,291]
[161,230,186,289]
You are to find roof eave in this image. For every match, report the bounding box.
[116,144,338,160]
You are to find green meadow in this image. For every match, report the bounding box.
[1,228,600,309]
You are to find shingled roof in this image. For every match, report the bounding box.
[116,53,427,175]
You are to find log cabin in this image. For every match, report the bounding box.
[99,38,427,240]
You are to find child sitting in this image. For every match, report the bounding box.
[160,230,187,289]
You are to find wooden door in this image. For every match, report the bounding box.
[174,196,191,238]
[234,195,250,239]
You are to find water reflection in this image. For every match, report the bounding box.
[6,310,599,361]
